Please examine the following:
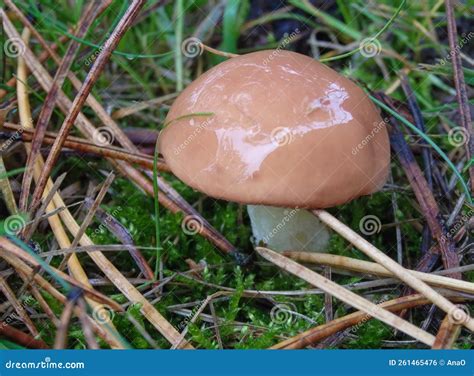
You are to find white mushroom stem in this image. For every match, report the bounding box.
[312,209,474,332]
[247,205,330,253]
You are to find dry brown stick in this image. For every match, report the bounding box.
[282,251,474,294]
[312,210,474,332]
[445,0,474,191]
[3,122,170,172]
[29,0,146,214]
[0,250,123,348]
[256,247,436,346]
[76,297,100,349]
[54,296,77,349]
[0,237,123,312]
[271,293,467,349]
[19,0,109,212]
[14,33,125,348]
[432,315,461,349]
[58,172,115,271]
[0,276,39,336]
[8,25,191,348]
[388,112,460,277]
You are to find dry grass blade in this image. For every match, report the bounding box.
[28,284,60,328]
[0,158,18,215]
[76,297,100,349]
[312,210,474,331]
[283,251,474,294]
[0,105,18,215]
[271,293,467,349]
[19,1,109,212]
[28,0,146,214]
[256,247,436,346]
[83,200,155,280]
[381,96,461,277]
[0,250,122,348]
[54,295,77,349]
[0,276,39,336]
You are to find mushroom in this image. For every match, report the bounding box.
[158,50,390,253]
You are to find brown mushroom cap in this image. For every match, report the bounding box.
[158,50,390,208]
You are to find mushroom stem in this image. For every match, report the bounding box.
[247,205,330,252]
